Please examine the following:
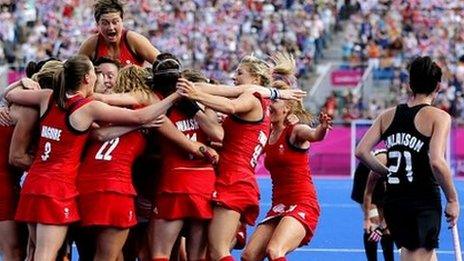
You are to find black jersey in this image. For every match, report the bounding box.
[351,150,387,206]
[381,104,440,205]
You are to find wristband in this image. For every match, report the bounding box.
[368,208,379,219]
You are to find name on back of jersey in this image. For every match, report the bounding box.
[175,118,199,132]
[41,125,62,141]
[385,133,424,153]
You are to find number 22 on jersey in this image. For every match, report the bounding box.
[95,138,120,161]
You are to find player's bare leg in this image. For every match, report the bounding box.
[241,221,278,261]
[34,224,68,261]
[149,219,184,259]
[94,228,129,261]
[208,207,241,261]
[266,217,306,260]
[186,220,208,261]
[0,221,23,261]
[400,248,436,261]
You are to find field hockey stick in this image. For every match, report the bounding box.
[452,224,462,261]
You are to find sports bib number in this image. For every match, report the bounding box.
[41,142,52,161]
[95,138,120,161]
[387,150,413,184]
[250,131,268,168]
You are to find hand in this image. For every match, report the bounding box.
[177,78,200,100]
[445,201,460,228]
[318,112,333,130]
[286,113,299,125]
[21,78,41,90]
[199,145,219,165]
[278,89,306,100]
[0,107,13,126]
[143,115,165,129]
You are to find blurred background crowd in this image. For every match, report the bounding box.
[1,0,464,124]
[328,0,464,125]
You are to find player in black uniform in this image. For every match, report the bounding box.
[355,56,459,261]
[351,150,394,261]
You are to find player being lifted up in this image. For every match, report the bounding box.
[79,0,159,66]
[356,56,459,261]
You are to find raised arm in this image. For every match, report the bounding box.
[292,113,333,144]
[9,105,39,170]
[429,112,459,227]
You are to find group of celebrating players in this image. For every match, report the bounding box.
[0,1,461,261]
[0,1,330,261]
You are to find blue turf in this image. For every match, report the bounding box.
[63,178,463,261]
[229,178,464,261]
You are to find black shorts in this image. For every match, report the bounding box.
[383,201,441,251]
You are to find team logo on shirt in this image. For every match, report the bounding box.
[278,144,285,153]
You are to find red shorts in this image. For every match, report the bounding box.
[259,202,320,245]
[0,187,19,221]
[78,192,136,229]
[15,194,79,224]
[153,193,213,220]
[213,182,259,226]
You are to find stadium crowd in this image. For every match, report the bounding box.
[0,0,337,83]
[332,0,464,125]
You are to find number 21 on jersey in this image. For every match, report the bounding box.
[387,150,413,184]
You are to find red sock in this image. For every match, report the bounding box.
[219,256,234,261]
[271,257,287,261]
[151,258,169,261]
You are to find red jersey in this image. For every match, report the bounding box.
[78,129,146,195]
[217,93,271,186]
[21,96,92,199]
[94,30,145,66]
[264,125,318,205]
[158,106,215,194]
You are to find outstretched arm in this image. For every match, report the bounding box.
[90,115,165,141]
[292,113,333,144]
[177,79,257,115]
[193,82,306,100]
